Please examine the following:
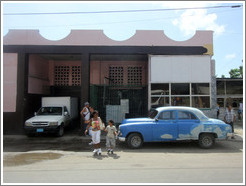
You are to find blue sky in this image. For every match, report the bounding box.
[2,1,244,77]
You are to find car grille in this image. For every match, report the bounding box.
[32,122,49,126]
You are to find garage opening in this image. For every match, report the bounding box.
[90,54,148,126]
[26,54,82,131]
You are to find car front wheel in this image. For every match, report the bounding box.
[56,125,64,137]
[127,133,143,149]
[199,133,215,149]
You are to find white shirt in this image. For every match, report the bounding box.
[83,107,90,121]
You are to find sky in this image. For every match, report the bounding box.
[1,1,244,78]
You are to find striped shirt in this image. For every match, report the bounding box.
[224,109,235,123]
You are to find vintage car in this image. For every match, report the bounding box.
[118,106,232,149]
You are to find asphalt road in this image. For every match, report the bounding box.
[2,136,244,184]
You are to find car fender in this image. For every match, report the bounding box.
[190,124,229,139]
[120,123,153,141]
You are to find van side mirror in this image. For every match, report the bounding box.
[64,111,68,116]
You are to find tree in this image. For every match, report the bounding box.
[229,66,243,78]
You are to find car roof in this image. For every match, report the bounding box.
[155,106,208,121]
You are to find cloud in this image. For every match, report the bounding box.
[172,9,225,36]
[156,1,225,36]
[225,53,236,60]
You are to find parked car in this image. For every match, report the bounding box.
[118,106,232,149]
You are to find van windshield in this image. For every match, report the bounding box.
[37,107,62,115]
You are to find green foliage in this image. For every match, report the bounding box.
[229,66,243,78]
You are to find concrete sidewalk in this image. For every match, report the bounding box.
[3,121,243,145]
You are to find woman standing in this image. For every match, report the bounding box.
[85,110,104,155]
[80,102,93,136]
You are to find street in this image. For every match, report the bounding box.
[2,131,244,184]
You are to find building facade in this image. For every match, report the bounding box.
[3,29,215,134]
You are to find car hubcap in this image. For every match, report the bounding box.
[131,136,141,147]
[203,137,212,146]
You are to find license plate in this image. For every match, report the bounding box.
[37,128,44,133]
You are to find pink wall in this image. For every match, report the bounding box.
[28,55,50,94]
[3,30,213,50]
[3,53,18,112]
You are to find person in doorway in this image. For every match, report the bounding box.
[85,110,105,155]
[80,102,93,136]
[217,104,220,119]
[104,120,117,154]
[224,105,236,139]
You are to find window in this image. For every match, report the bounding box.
[172,97,190,106]
[71,66,81,86]
[192,83,209,95]
[151,84,169,107]
[192,97,210,108]
[151,84,169,96]
[158,111,175,120]
[54,65,81,86]
[54,66,70,86]
[216,81,225,95]
[226,81,243,94]
[178,111,197,120]
[150,83,211,109]
[109,66,124,85]
[171,83,189,95]
[128,66,142,85]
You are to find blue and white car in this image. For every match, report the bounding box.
[118,106,232,149]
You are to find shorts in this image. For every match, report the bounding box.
[91,130,101,144]
[106,136,116,148]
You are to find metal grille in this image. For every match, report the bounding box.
[54,66,70,86]
[109,66,124,85]
[71,66,81,86]
[128,66,142,85]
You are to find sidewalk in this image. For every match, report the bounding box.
[3,121,244,145]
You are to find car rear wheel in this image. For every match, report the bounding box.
[127,133,143,149]
[199,133,215,149]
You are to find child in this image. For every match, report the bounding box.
[104,120,117,154]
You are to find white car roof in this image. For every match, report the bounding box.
[155,106,209,121]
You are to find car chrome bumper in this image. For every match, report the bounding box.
[118,137,126,142]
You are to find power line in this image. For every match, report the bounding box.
[5,7,243,29]
[3,5,242,16]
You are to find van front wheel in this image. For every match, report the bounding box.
[56,125,64,137]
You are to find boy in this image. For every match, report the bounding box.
[105,120,117,154]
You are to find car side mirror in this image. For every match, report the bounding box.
[155,118,159,122]
[34,112,37,116]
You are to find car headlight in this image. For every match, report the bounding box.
[25,122,32,126]
[49,122,58,126]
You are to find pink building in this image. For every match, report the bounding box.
[3,29,214,134]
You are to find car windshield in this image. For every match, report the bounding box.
[148,109,158,119]
[37,107,62,116]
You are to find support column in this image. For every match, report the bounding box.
[16,53,28,134]
[81,53,90,106]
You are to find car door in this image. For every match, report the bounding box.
[176,111,200,140]
[152,110,178,141]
